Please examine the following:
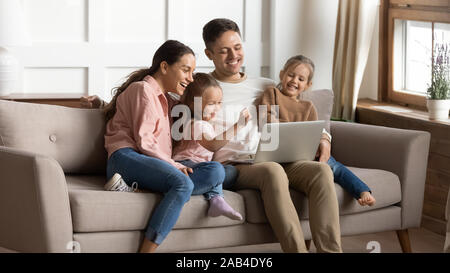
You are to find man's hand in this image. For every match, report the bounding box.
[80,95,103,109]
[316,138,331,163]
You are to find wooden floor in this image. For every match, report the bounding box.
[182,228,445,253]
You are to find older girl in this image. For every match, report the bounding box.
[256,55,375,206]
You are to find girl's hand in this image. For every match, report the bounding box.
[317,139,331,163]
[179,167,193,177]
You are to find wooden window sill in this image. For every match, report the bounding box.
[356,98,450,127]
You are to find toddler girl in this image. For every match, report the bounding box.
[173,72,250,219]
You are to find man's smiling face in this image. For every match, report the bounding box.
[205,30,244,79]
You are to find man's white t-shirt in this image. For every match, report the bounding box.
[211,73,275,163]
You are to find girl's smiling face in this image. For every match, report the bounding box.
[202,86,223,121]
[279,63,313,100]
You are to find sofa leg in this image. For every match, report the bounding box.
[396,229,412,253]
[305,240,311,250]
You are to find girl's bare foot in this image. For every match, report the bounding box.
[357,192,376,206]
[139,237,158,253]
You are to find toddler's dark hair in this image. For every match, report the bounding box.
[180,73,222,117]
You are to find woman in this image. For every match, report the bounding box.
[104,40,226,253]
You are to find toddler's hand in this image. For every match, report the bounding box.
[238,108,251,128]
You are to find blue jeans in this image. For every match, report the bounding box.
[178,160,238,190]
[106,148,225,245]
[176,159,226,200]
[223,164,238,190]
[327,156,371,200]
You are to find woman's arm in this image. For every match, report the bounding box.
[125,84,186,170]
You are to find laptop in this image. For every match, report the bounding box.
[233,120,325,164]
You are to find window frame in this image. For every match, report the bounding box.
[380,0,450,109]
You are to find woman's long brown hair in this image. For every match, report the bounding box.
[104,40,194,122]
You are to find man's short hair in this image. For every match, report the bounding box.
[202,18,241,50]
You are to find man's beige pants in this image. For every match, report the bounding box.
[235,161,342,253]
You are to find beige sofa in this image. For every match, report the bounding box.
[0,99,430,253]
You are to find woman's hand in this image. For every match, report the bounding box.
[80,95,103,109]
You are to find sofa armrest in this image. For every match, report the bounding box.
[330,121,430,229]
[0,146,73,252]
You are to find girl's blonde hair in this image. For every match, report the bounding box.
[277,55,315,90]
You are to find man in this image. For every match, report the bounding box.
[202,18,341,253]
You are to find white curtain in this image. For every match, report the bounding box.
[332,0,379,120]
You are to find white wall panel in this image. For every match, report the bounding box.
[13,0,271,97]
[104,67,144,101]
[24,0,88,42]
[105,0,166,42]
[169,0,244,43]
[194,67,216,74]
[270,0,338,90]
[24,67,88,94]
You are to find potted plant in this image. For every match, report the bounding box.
[427,43,450,120]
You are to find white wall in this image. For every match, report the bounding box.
[270,0,339,90]
[9,0,271,101]
[270,0,379,98]
[9,0,378,99]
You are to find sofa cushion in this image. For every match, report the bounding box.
[299,89,334,132]
[66,175,245,232]
[241,167,401,224]
[0,100,107,174]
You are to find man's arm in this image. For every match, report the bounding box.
[80,95,107,109]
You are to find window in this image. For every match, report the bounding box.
[393,20,450,96]
[379,0,450,108]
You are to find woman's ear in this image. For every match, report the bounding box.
[279,70,284,82]
[160,61,169,74]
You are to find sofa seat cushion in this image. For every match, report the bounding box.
[240,167,402,224]
[66,175,245,233]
